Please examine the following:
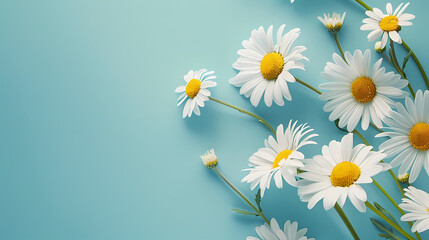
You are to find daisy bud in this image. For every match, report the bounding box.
[375,41,386,53]
[317,12,346,33]
[398,173,410,183]
[201,149,218,169]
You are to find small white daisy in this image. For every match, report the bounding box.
[361,2,415,48]
[242,120,317,197]
[317,12,346,32]
[298,133,389,212]
[320,49,408,132]
[200,149,218,169]
[175,69,217,118]
[229,25,308,107]
[247,218,314,240]
[376,90,429,183]
[399,186,429,233]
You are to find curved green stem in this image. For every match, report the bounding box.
[370,123,383,133]
[352,130,370,145]
[366,202,415,240]
[402,41,429,89]
[390,40,416,99]
[209,97,276,135]
[295,77,322,95]
[334,204,360,240]
[333,33,345,60]
[372,179,422,240]
[213,167,270,225]
[355,0,372,10]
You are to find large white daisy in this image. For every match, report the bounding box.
[298,133,389,212]
[399,186,429,233]
[175,69,216,118]
[361,2,415,48]
[247,218,314,240]
[241,120,317,197]
[320,49,408,132]
[229,25,308,107]
[376,90,429,183]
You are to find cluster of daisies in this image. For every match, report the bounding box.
[177,1,429,239]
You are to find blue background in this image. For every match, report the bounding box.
[1,0,428,239]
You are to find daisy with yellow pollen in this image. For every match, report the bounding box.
[361,2,415,48]
[399,186,429,233]
[247,218,314,240]
[377,90,429,183]
[175,69,216,118]
[320,49,408,132]
[230,25,308,107]
[298,133,388,212]
[241,120,317,197]
[318,12,346,32]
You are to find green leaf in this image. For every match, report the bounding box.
[402,51,413,71]
[374,202,399,225]
[231,208,258,216]
[370,218,400,240]
[255,189,262,212]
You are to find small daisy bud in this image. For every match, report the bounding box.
[317,12,346,33]
[398,173,410,183]
[375,41,386,53]
[201,149,218,169]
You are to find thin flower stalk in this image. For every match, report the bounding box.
[366,202,415,240]
[209,97,276,135]
[213,167,270,225]
[334,204,360,240]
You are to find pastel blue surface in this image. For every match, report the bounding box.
[1,0,429,239]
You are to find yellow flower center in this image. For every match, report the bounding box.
[409,123,429,151]
[185,79,201,98]
[260,52,284,80]
[272,149,293,168]
[351,77,376,103]
[379,15,400,32]
[330,161,361,187]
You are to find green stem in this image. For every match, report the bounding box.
[390,40,415,98]
[209,97,276,135]
[213,167,270,225]
[373,179,423,240]
[370,122,383,133]
[352,130,370,145]
[355,0,372,10]
[381,51,415,98]
[295,77,322,95]
[383,162,405,198]
[372,179,404,215]
[366,202,415,240]
[333,33,345,60]
[402,41,429,89]
[334,204,360,240]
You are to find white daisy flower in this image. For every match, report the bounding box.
[298,133,389,212]
[320,49,408,132]
[200,149,218,169]
[376,90,429,183]
[242,120,317,197]
[317,12,346,32]
[399,186,429,233]
[229,25,308,107]
[361,2,415,48]
[175,69,217,118]
[247,218,314,240]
